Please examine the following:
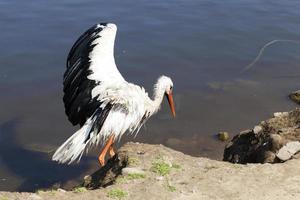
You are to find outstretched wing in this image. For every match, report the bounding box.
[63,23,125,126]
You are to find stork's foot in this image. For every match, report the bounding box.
[98,135,115,167]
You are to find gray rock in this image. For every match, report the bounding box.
[224,108,300,164]
[276,141,300,161]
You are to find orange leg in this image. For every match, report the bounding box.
[98,135,115,166]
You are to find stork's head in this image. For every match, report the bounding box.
[157,76,176,118]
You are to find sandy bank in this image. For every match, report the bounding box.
[1,142,300,200]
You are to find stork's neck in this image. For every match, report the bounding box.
[149,82,165,114]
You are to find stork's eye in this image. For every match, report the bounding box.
[170,86,173,90]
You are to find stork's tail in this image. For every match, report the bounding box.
[52,121,93,164]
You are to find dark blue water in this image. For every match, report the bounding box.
[1,0,300,191]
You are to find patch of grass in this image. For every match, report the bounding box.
[172,163,181,169]
[73,187,87,193]
[151,160,171,176]
[167,185,176,192]
[107,188,128,199]
[0,197,9,200]
[204,165,218,171]
[127,173,146,180]
[115,177,127,184]
[36,189,55,195]
[116,173,146,184]
[128,157,139,166]
[165,177,176,192]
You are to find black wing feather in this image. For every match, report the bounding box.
[84,103,113,143]
[63,23,108,126]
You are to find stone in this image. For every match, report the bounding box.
[155,176,164,181]
[273,112,288,117]
[224,109,300,164]
[57,188,66,193]
[264,151,276,163]
[270,134,283,150]
[253,126,262,134]
[289,90,300,104]
[217,132,229,141]
[276,141,300,161]
[122,167,145,175]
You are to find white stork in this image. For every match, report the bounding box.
[52,23,176,166]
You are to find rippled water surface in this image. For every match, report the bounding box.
[1,0,300,191]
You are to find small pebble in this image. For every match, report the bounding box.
[83,175,92,185]
[137,151,145,155]
[289,90,300,104]
[155,176,164,181]
[57,188,66,193]
[218,132,229,141]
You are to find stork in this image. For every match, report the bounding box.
[52,23,175,166]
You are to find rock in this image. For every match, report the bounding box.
[276,141,300,161]
[270,134,284,150]
[57,188,66,193]
[289,90,300,104]
[264,151,276,163]
[273,112,288,117]
[217,132,229,141]
[83,175,92,183]
[253,126,262,134]
[223,129,270,164]
[224,108,300,164]
[122,167,145,175]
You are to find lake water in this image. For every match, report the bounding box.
[1,0,300,191]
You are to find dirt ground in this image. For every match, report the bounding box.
[1,142,300,200]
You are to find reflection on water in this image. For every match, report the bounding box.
[0,119,94,192]
[1,0,300,191]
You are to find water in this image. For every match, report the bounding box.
[1,0,300,191]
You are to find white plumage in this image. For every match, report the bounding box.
[52,23,175,165]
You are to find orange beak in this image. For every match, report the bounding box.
[166,91,176,118]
